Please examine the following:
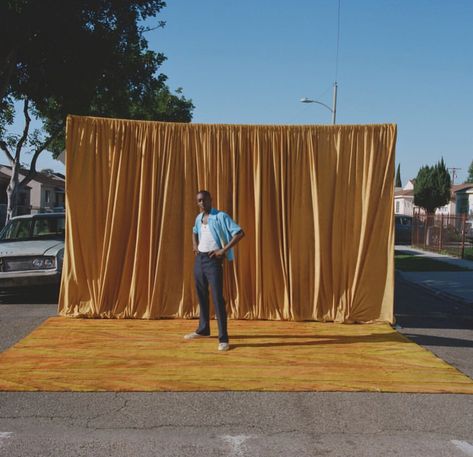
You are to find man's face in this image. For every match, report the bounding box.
[196,193,212,212]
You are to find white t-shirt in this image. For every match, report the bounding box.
[198,223,219,252]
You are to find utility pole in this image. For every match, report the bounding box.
[448,167,461,185]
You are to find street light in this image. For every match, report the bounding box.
[300,81,338,124]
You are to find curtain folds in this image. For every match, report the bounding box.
[59,116,396,323]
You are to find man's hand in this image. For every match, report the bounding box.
[193,246,199,256]
[209,249,225,258]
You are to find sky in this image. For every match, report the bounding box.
[8,0,473,184]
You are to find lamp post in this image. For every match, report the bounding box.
[300,81,338,124]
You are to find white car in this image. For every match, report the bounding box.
[0,213,65,294]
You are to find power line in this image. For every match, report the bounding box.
[300,0,341,124]
[335,0,341,82]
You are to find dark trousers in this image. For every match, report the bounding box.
[194,252,228,343]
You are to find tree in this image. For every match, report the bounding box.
[414,158,451,214]
[395,163,402,188]
[0,0,193,221]
[466,160,473,184]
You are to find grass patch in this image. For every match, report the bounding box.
[464,247,473,261]
[395,254,471,272]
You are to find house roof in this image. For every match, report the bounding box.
[452,183,473,193]
[0,169,32,189]
[394,189,413,197]
[0,164,64,188]
[395,181,473,199]
[27,172,65,186]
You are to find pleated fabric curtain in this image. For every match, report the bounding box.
[59,116,396,323]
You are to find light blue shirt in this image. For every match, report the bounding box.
[193,208,242,261]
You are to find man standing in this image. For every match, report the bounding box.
[184,190,244,351]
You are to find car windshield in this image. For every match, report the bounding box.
[0,216,65,241]
[396,216,412,226]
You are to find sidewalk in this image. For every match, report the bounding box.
[395,245,473,305]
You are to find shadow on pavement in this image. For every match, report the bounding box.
[394,273,473,331]
[401,333,473,348]
[0,287,59,305]
[394,249,421,256]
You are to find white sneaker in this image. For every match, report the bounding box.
[218,342,230,351]
[184,332,210,340]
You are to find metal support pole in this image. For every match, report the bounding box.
[461,213,466,259]
[424,214,428,249]
[440,214,444,251]
[332,82,338,125]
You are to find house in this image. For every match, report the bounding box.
[0,165,65,225]
[394,179,416,216]
[455,183,473,217]
[394,179,473,217]
[0,169,32,225]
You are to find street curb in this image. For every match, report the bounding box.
[396,270,473,307]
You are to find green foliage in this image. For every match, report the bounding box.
[0,0,194,156]
[466,160,473,184]
[413,158,451,214]
[395,163,402,187]
[0,97,14,140]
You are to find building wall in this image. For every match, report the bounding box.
[435,201,456,216]
[468,191,473,218]
[394,197,414,216]
[40,185,64,210]
[404,180,415,191]
[395,196,459,217]
[29,180,42,209]
[0,165,65,215]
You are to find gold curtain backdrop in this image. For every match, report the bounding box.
[59,116,396,323]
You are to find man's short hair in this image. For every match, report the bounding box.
[197,190,211,199]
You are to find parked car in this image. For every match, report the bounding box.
[0,212,65,294]
[395,215,413,244]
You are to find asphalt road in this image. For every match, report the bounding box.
[0,277,472,457]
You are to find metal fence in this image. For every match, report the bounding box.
[412,213,473,259]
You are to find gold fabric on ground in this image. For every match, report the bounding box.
[0,318,472,393]
[59,116,396,322]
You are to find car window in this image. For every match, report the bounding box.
[0,216,65,241]
[1,219,33,240]
[396,216,411,226]
[32,217,65,237]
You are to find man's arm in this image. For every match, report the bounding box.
[209,230,245,258]
[193,232,199,255]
